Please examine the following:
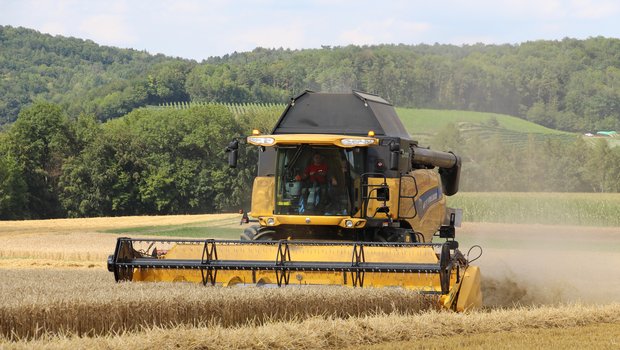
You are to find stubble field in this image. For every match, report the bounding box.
[1,206,619,349]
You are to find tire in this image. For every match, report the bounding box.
[240,225,260,240]
[254,228,276,240]
[240,225,276,241]
[374,228,413,242]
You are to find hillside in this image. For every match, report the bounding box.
[396,108,576,147]
[0,25,193,124]
[1,25,620,132]
[398,108,570,135]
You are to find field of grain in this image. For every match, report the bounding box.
[448,192,620,226]
[0,213,239,268]
[0,269,437,340]
[2,304,619,349]
[1,209,619,349]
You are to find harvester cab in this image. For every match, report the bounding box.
[108,90,482,311]
[242,91,463,244]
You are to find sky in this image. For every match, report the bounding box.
[1,0,619,61]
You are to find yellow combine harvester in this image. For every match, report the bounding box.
[108,91,482,311]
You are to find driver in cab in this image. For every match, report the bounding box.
[301,153,337,212]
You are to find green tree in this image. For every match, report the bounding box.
[58,114,103,217]
[0,146,28,219]
[432,123,464,154]
[583,139,620,192]
[6,102,75,218]
[59,105,253,217]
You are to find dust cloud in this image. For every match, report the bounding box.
[457,222,620,308]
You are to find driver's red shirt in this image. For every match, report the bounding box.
[305,163,328,184]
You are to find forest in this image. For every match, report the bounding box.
[1,26,620,219]
[1,25,620,131]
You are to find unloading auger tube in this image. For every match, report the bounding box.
[107,237,482,311]
[410,145,461,196]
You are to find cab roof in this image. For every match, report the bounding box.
[271,90,412,140]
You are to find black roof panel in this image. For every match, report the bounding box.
[271,90,411,139]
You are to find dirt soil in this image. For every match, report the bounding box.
[458,222,620,307]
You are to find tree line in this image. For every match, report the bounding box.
[432,123,620,193]
[1,101,619,220]
[2,25,620,132]
[0,102,276,219]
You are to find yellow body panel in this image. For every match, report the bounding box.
[257,215,366,228]
[155,242,440,265]
[363,170,445,242]
[403,169,446,243]
[365,177,399,220]
[250,176,274,217]
[456,266,483,312]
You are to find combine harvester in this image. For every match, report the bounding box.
[108,91,482,311]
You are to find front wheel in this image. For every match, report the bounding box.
[240,225,259,240]
[373,228,417,242]
[240,225,276,241]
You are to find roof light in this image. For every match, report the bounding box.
[368,130,375,137]
[341,138,376,146]
[252,129,261,135]
[248,136,275,146]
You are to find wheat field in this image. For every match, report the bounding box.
[0,269,437,340]
[0,214,619,349]
[2,304,619,349]
[0,214,238,268]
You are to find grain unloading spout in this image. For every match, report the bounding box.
[411,146,461,196]
[108,237,482,311]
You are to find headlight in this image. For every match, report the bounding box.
[341,138,376,146]
[345,220,354,228]
[266,218,275,226]
[248,136,275,145]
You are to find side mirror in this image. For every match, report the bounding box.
[226,140,239,168]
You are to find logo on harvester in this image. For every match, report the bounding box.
[414,187,442,217]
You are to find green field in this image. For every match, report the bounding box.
[396,108,577,146]
[396,108,569,135]
[104,217,242,239]
[448,192,620,226]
